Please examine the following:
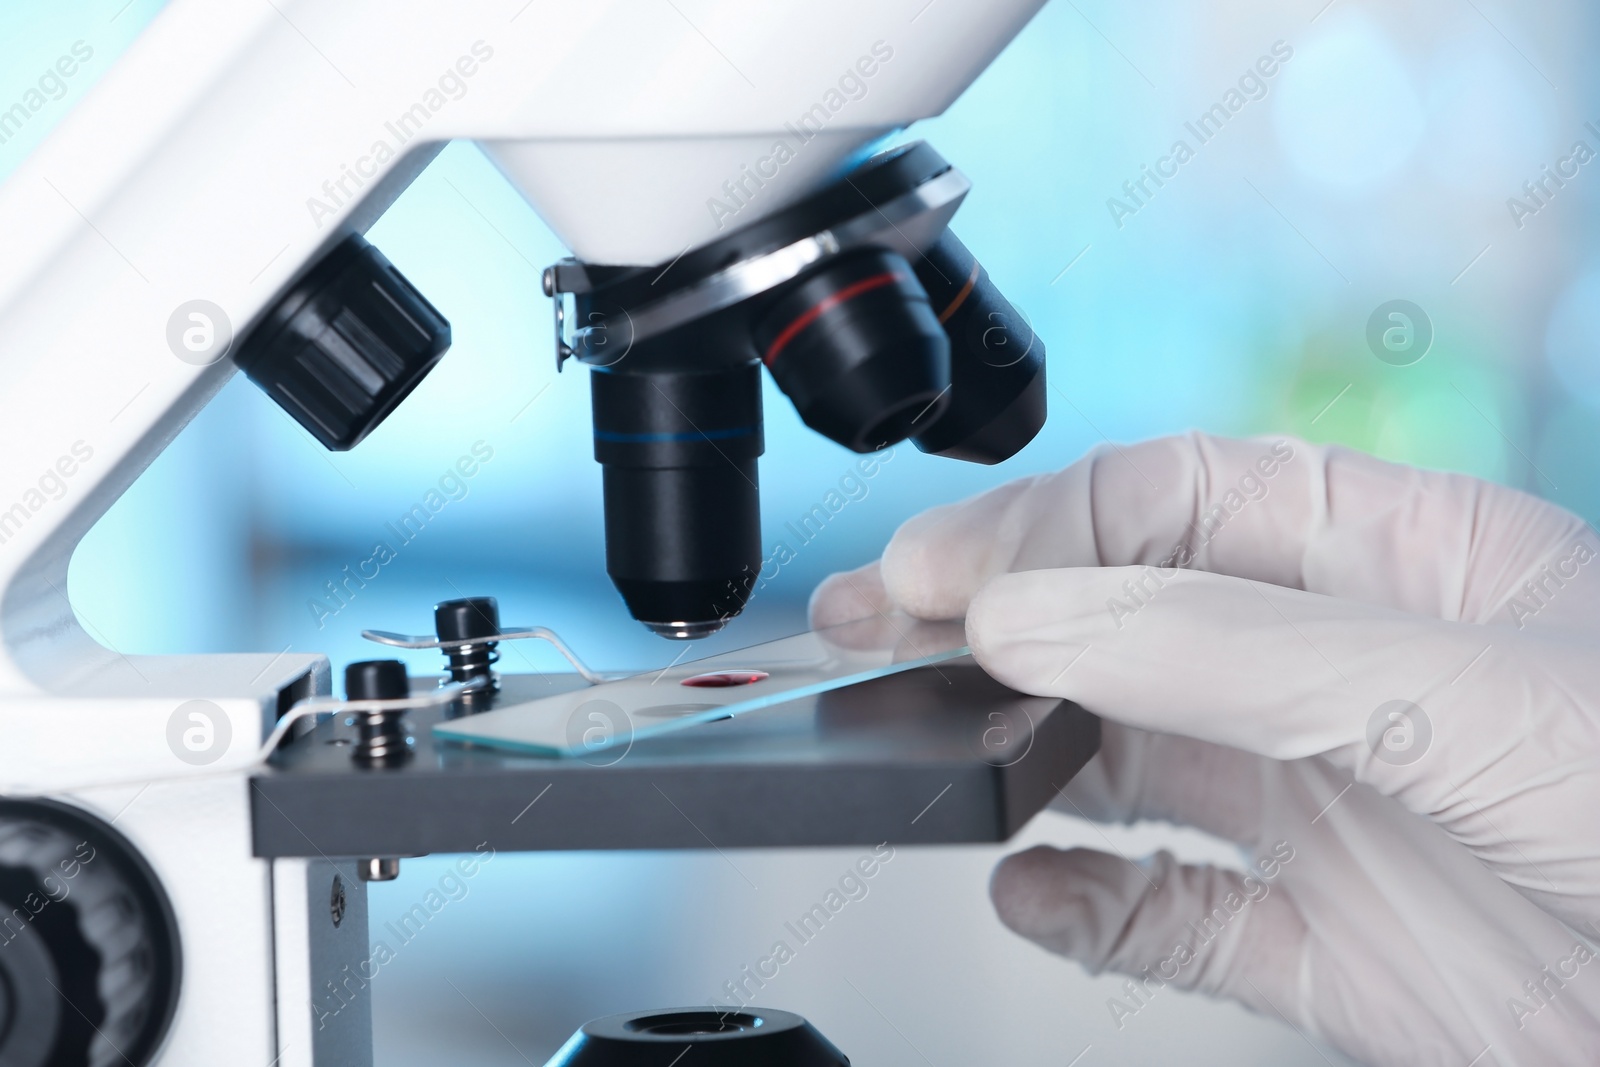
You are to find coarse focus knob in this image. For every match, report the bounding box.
[235,234,450,450]
[0,799,181,1067]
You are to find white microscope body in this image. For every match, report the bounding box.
[0,1,1047,1062]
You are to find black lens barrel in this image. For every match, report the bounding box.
[592,364,764,639]
[909,231,1047,464]
[754,250,950,454]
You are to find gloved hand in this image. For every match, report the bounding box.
[811,432,1600,1066]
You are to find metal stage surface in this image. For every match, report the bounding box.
[250,660,1100,857]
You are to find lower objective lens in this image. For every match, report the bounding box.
[591,364,763,639]
[909,231,1047,464]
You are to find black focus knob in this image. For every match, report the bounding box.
[434,597,501,642]
[0,799,181,1067]
[345,659,410,701]
[236,234,450,450]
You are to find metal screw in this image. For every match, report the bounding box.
[345,660,413,767]
[353,708,410,765]
[358,857,400,882]
[434,597,503,707]
[330,874,346,927]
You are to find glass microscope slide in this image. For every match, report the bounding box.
[432,615,969,758]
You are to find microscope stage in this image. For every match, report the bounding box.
[249,662,1099,857]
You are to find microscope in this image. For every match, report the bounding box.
[0,2,1097,1063]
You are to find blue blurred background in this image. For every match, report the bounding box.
[4,0,1597,1063]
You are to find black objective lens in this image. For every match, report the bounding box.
[754,250,950,453]
[592,364,763,639]
[909,231,1047,464]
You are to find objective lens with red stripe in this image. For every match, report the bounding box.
[753,250,951,454]
[905,230,1048,465]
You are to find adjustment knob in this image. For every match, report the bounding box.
[345,660,412,765]
[434,597,501,643]
[236,234,450,450]
[0,800,181,1067]
[432,597,503,694]
[345,659,410,701]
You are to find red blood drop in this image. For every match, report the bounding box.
[681,669,769,688]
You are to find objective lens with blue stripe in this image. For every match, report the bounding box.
[591,364,765,637]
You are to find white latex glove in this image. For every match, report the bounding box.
[811,432,1600,1066]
